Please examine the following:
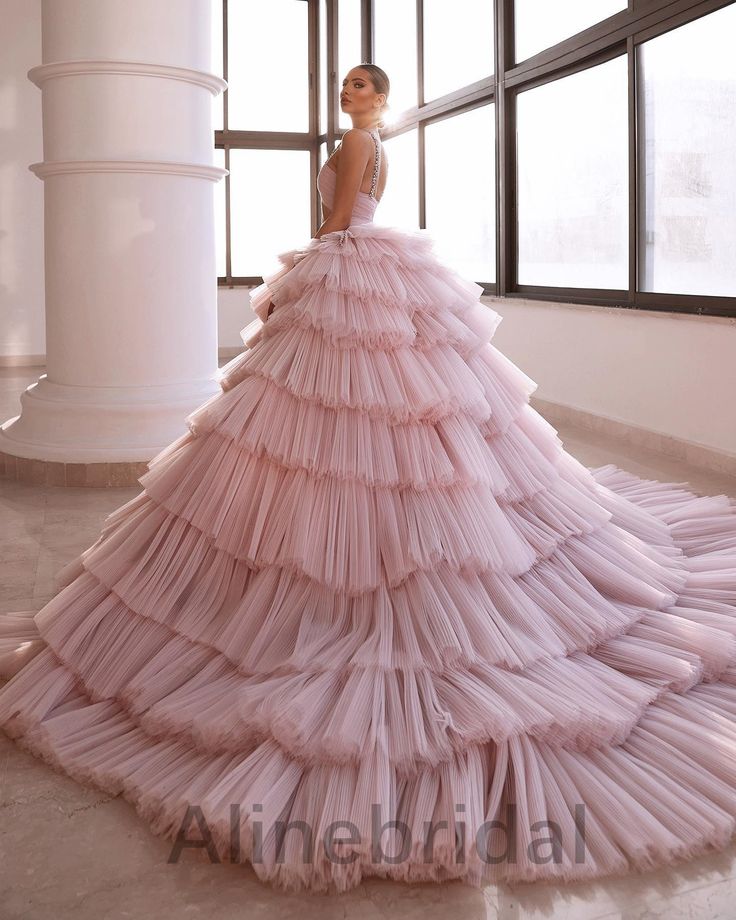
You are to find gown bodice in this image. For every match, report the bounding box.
[317,126,382,225]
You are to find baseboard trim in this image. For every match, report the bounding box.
[531,395,736,479]
[0,354,46,368]
[1,349,242,368]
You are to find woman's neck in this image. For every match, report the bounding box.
[350,119,380,132]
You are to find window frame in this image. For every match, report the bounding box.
[214,0,736,318]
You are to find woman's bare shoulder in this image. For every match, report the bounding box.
[338,127,374,152]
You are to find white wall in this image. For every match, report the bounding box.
[0,0,44,362]
[491,297,736,458]
[217,286,253,355]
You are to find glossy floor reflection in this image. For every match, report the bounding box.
[1,362,735,920]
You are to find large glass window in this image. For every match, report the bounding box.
[377,129,419,230]
[423,0,494,102]
[374,0,418,117]
[425,106,496,281]
[319,0,328,133]
[338,0,362,132]
[638,3,736,297]
[516,55,628,289]
[227,0,309,132]
[213,147,227,279]
[212,0,736,315]
[515,0,627,64]
[229,149,311,276]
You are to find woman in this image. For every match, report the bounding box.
[1,63,736,895]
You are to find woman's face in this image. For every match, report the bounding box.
[340,68,383,117]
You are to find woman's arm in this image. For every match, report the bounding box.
[313,129,373,239]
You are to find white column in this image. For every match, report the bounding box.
[0,0,227,464]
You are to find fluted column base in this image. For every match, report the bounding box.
[0,451,148,488]
[1,0,229,482]
[0,373,216,467]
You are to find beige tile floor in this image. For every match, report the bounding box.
[2,364,736,920]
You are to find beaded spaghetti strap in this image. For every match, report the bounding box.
[368,127,381,200]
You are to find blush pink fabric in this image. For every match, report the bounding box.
[1,128,736,894]
[316,145,379,225]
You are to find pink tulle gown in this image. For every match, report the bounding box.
[1,125,736,894]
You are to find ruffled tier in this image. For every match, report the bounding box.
[9,563,733,769]
[1,633,736,892]
[1,221,736,892]
[35,507,688,679]
[126,257,619,592]
[1,463,735,892]
[183,368,568,512]
[247,224,483,327]
[0,610,45,676]
[135,442,631,591]
[2,454,731,763]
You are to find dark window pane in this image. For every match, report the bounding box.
[638,4,736,297]
[517,55,628,288]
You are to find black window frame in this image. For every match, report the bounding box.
[214,0,736,318]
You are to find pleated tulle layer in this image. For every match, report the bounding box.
[2,610,736,892]
[1,219,736,892]
[14,563,734,769]
[183,358,555,501]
